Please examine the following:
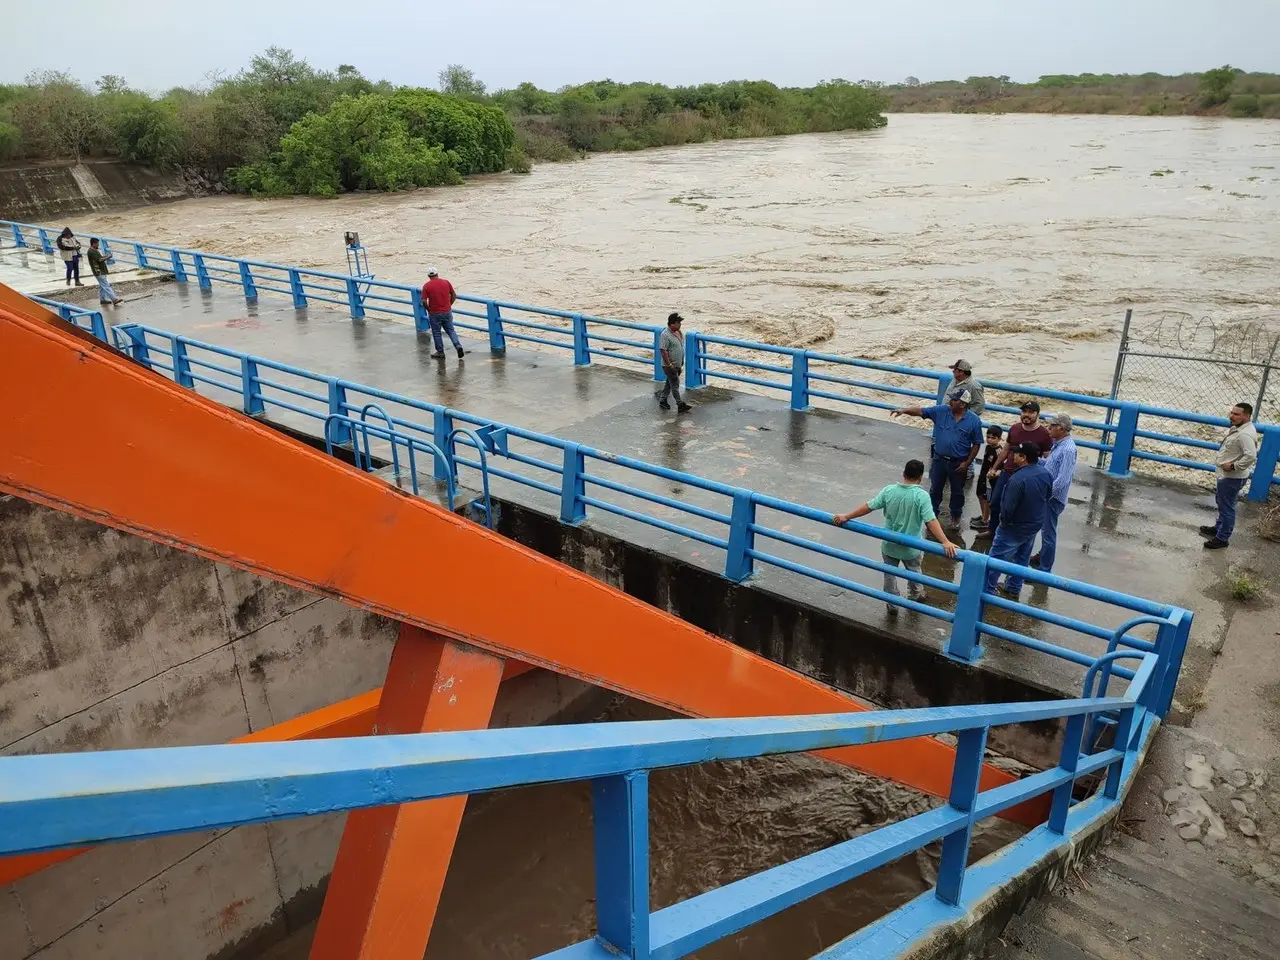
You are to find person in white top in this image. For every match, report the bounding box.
[1201,402,1258,550]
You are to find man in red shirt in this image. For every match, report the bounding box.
[421,267,464,359]
[976,400,1053,537]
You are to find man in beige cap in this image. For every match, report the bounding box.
[945,359,985,418]
[1031,413,1078,572]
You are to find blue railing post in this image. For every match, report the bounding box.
[1105,705,1137,799]
[1248,427,1280,501]
[485,300,506,353]
[652,330,665,382]
[561,442,587,524]
[410,288,429,333]
[790,351,811,412]
[433,408,455,481]
[122,327,151,368]
[1107,404,1140,477]
[171,338,194,388]
[328,379,351,445]
[193,254,211,290]
[11,223,25,247]
[591,772,650,960]
[724,491,757,582]
[38,228,54,254]
[134,243,149,270]
[289,269,307,309]
[238,261,258,300]
[685,331,705,390]
[87,310,108,342]
[345,276,366,320]
[572,313,591,366]
[945,554,988,662]
[935,374,951,406]
[935,726,987,906]
[169,248,188,282]
[1153,609,1192,718]
[241,358,265,415]
[99,238,113,263]
[1048,712,1087,834]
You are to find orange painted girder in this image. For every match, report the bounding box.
[0,293,1045,826]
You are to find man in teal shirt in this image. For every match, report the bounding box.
[833,459,958,614]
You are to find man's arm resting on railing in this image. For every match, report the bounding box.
[924,518,958,558]
[832,503,872,526]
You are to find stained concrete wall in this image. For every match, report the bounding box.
[0,160,194,222]
[0,494,601,959]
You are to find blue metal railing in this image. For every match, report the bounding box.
[5,217,1276,500]
[107,321,1193,713]
[27,294,108,340]
[0,651,1164,960]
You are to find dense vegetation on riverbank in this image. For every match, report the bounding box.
[881,68,1280,118]
[1,52,1272,198]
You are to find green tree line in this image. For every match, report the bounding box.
[0,49,890,196]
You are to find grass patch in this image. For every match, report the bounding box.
[669,196,709,212]
[1225,566,1262,602]
[1197,184,1213,190]
[1150,168,1175,177]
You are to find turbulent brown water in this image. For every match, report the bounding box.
[78,114,1280,400]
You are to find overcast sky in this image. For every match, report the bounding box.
[7,0,1275,93]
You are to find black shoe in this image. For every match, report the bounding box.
[1029,555,1041,569]
[456,347,465,358]
[997,585,1020,599]
[1198,525,1217,536]
[973,527,994,540]
[430,352,444,359]
[969,518,988,530]
[658,401,671,411]
[1203,538,1229,550]
[677,403,692,413]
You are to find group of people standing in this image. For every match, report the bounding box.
[836,355,1258,611]
[54,227,122,306]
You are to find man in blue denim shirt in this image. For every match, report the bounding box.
[985,442,1053,597]
[1031,414,1078,573]
[891,390,983,528]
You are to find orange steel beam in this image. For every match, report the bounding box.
[0,292,1046,826]
[311,626,504,960]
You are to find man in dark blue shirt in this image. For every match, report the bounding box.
[891,389,983,528]
[985,442,1053,596]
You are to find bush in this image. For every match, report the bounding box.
[0,120,20,161]
[505,146,532,174]
[111,98,184,166]
[1228,94,1261,118]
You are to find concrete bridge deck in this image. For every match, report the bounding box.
[3,246,1248,718]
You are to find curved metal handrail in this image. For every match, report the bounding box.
[448,426,496,529]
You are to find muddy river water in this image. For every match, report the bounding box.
[80,114,1280,400]
[77,115,1276,956]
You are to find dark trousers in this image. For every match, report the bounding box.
[987,470,1009,531]
[428,311,461,353]
[928,456,966,521]
[64,256,80,282]
[1215,477,1246,542]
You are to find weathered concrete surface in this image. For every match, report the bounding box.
[0,495,605,960]
[0,160,194,222]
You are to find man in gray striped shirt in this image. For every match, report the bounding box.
[656,312,691,413]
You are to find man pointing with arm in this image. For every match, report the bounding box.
[891,390,983,530]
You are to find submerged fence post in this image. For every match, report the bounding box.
[724,491,757,582]
[193,253,212,290]
[241,358,265,415]
[345,276,366,319]
[591,772,650,960]
[790,351,811,411]
[1107,404,1140,478]
[572,313,591,366]
[945,555,988,662]
[1249,427,1280,502]
[238,261,258,301]
[169,248,188,282]
[685,331,705,390]
[289,269,307,309]
[935,726,987,906]
[485,300,506,353]
[560,442,587,524]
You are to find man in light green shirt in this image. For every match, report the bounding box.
[833,459,958,614]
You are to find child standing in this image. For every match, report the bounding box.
[970,425,1004,533]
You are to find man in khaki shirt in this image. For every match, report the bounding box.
[1202,402,1258,550]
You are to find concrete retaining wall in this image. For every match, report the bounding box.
[0,495,601,959]
[0,160,194,222]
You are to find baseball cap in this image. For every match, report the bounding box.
[668,312,684,324]
[951,359,972,373]
[427,266,438,276]
[1014,441,1041,460]
[948,389,972,405]
[1020,400,1041,413]
[1050,413,1073,430]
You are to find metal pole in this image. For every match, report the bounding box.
[1098,308,1133,469]
[1252,334,1279,422]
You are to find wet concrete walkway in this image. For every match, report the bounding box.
[4,249,1253,706]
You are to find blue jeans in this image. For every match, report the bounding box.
[64,255,80,282]
[1215,477,1246,542]
[1037,498,1065,572]
[987,470,1008,530]
[429,311,462,353]
[94,274,118,302]
[986,525,1037,594]
[929,456,966,521]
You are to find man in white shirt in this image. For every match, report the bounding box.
[1202,402,1259,550]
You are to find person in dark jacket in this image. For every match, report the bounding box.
[56,227,83,286]
[86,238,122,305]
[984,442,1053,597]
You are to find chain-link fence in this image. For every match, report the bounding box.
[1104,310,1280,484]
